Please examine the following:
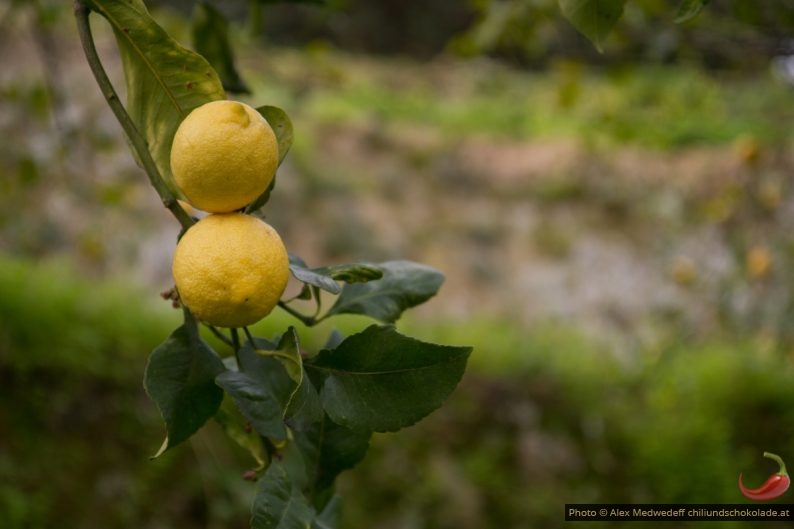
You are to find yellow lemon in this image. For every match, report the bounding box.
[172,213,289,327]
[171,100,278,213]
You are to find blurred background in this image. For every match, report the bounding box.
[2,0,794,527]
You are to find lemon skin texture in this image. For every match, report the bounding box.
[171,100,279,213]
[172,213,289,328]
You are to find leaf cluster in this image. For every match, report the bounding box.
[145,260,471,528]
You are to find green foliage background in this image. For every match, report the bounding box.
[4,256,794,528]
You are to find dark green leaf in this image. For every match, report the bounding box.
[558,0,626,51]
[246,106,293,211]
[323,330,344,350]
[192,1,250,94]
[326,261,443,323]
[242,331,301,410]
[674,0,710,23]
[247,177,277,213]
[312,495,342,529]
[214,395,267,469]
[294,415,371,500]
[289,254,309,267]
[313,263,383,284]
[84,0,225,194]
[251,460,315,529]
[215,370,287,440]
[217,329,320,439]
[295,284,313,300]
[261,327,303,387]
[289,257,384,296]
[261,329,323,429]
[306,325,472,432]
[289,256,341,295]
[258,106,293,166]
[144,324,226,457]
[285,366,324,432]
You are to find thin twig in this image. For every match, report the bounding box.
[182,307,200,343]
[73,1,193,230]
[262,436,279,462]
[243,326,257,347]
[277,300,317,327]
[206,325,234,347]
[231,328,242,369]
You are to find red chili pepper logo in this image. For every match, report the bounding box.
[739,452,790,501]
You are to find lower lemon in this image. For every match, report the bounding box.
[172,213,289,327]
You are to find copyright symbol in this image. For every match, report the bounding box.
[600,509,607,516]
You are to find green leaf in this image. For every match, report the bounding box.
[192,1,250,94]
[84,0,225,194]
[215,370,287,440]
[306,325,472,432]
[258,106,294,166]
[293,415,371,501]
[217,329,320,439]
[214,395,267,469]
[260,327,303,387]
[246,106,294,212]
[674,0,710,23]
[289,256,385,296]
[323,330,344,350]
[143,324,226,456]
[558,0,626,51]
[247,177,278,213]
[285,366,324,432]
[312,495,341,529]
[289,255,341,295]
[251,328,322,428]
[325,261,443,323]
[251,460,315,529]
[313,263,384,284]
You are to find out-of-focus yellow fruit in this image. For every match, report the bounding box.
[747,245,772,280]
[671,255,697,286]
[172,213,289,327]
[733,135,761,166]
[757,180,782,211]
[171,100,278,213]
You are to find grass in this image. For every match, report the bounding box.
[0,255,177,378]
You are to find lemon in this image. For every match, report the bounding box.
[172,213,289,327]
[171,100,279,213]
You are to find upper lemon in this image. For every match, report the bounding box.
[172,213,289,328]
[171,100,279,213]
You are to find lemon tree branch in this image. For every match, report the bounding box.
[74,1,193,230]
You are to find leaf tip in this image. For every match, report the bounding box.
[151,436,169,460]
